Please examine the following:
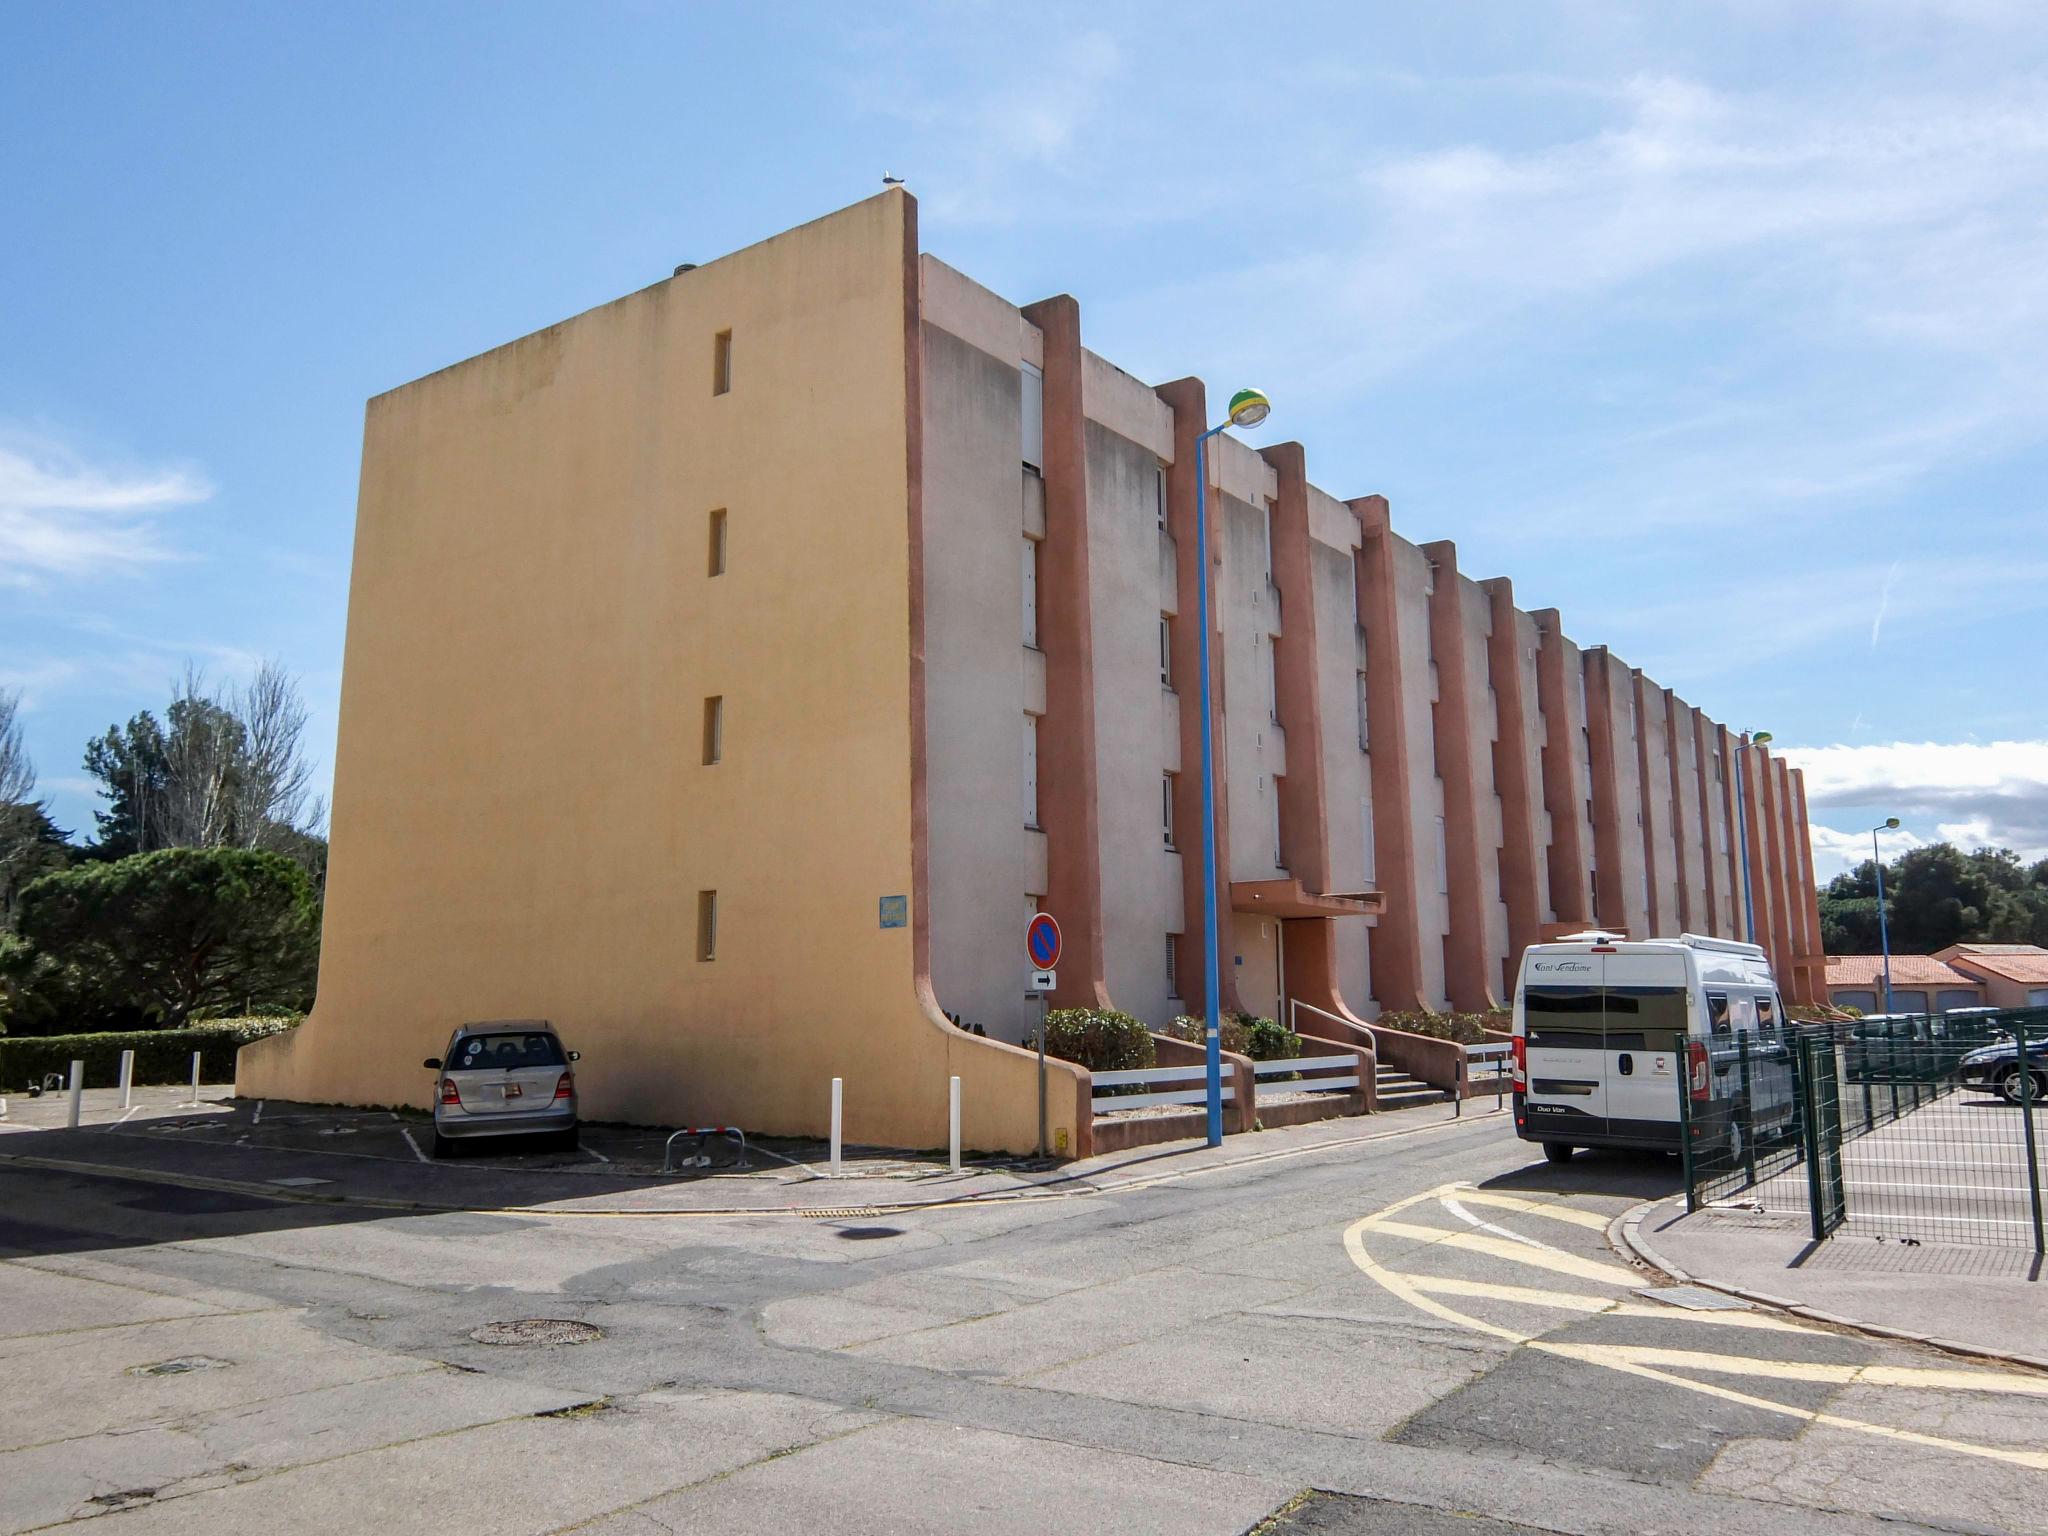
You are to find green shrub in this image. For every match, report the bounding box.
[1027,1008,1155,1075]
[1375,1008,1495,1045]
[0,1017,299,1092]
[1165,1012,1302,1061]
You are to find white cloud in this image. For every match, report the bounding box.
[0,426,210,585]
[1785,740,2048,869]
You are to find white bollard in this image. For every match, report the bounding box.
[949,1075,962,1174]
[829,1077,843,1178]
[119,1049,135,1110]
[67,1060,84,1129]
[189,1050,203,1106]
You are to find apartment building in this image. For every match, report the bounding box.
[239,191,1824,1154]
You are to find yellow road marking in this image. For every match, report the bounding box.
[1344,1183,2048,1472]
[1403,1275,1616,1311]
[1605,1303,1826,1335]
[1398,1276,1828,1334]
[1446,1188,1614,1230]
[1361,1218,1639,1286]
[1534,1341,2048,1471]
[1574,1345,2048,1398]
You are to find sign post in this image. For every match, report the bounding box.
[1026,913,1063,1157]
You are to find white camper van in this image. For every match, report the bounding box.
[1511,932,1795,1163]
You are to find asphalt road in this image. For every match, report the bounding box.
[4,1106,2045,1535]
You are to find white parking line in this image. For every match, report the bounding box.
[399,1128,429,1164]
[252,1100,265,1125]
[580,1144,610,1164]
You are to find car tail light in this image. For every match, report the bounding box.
[440,1077,461,1106]
[1687,1041,1710,1100]
[1510,1035,1527,1090]
[553,1072,574,1101]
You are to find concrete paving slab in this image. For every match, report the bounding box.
[47,1390,884,1535]
[1701,1417,2048,1535]
[0,1365,585,1530]
[1016,1308,1491,1439]
[0,1311,437,1450]
[849,1268,1305,1377]
[594,1417,1297,1536]
[0,1261,230,1340]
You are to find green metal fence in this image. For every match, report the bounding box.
[1679,1008,2048,1252]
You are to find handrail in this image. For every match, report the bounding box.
[1289,999,1354,1037]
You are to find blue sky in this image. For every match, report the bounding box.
[4,2,2046,877]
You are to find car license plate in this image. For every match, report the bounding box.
[504,1083,522,1099]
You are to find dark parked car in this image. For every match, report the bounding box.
[1958,1034,2048,1105]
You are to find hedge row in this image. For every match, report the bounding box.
[1165,1012,1302,1061]
[0,1018,299,1092]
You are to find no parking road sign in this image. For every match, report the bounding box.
[1026,912,1062,971]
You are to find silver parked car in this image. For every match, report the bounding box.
[424,1020,579,1157]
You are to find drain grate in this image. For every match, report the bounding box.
[799,1206,883,1219]
[129,1356,230,1377]
[469,1319,604,1347]
[1636,1285,1752,1312]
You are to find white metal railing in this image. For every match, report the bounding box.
[1458,1040,1513,1117]
[1091,1063,1236,1115]
[1253,1053,1361,1101]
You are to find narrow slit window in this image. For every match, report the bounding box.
[1166,934,1180,996]
[696,891,718,962]
[712,330,732,395]
[1162,772,1176,848]
[708,508,727,576]
[1159,615,1173,686]
[702,696,723,765]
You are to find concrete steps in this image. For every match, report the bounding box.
[1374,1066,1446,1109]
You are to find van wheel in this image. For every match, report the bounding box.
[1542,1142,1575,1165]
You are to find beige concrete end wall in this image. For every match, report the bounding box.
[240,192,1083,1157]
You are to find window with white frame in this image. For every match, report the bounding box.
[1020,362,1043,470]
[1021,536,1039,648]
[1023,715,1040,829]
[1154,464,1168,530]
[1266,635,1281,723]
[1159,615,1172,686]
[1162,772,1176,848]
[1272,775,1285,868]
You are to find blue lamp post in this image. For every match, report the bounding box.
[1195,387,1272,1147]
[1872,816,1901,1014]
[1733,730,1772,944]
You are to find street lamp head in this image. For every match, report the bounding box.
[1882,816,1901,831]
[1750,730,1773,747]
[1226,388,1271,429]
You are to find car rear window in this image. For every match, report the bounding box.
[449,1033,565,1070]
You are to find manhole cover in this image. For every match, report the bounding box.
[834,1226,904,1241]
[129,1356,231,1377]
[468,1319,604,1347]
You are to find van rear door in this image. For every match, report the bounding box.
[1600,952,1690,1143]
[1522,957,1607,1143]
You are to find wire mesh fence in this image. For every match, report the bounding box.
[1680,1008,2048,1252]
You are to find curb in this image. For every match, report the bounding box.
[0,1106,1490,1222]
[1612,1194,2048,1376]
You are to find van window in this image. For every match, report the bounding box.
[1605,986,1688,1051]
[1756,995,1779,1036]
[1524,985,1601,1047]
[1706,992,1731,1039]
